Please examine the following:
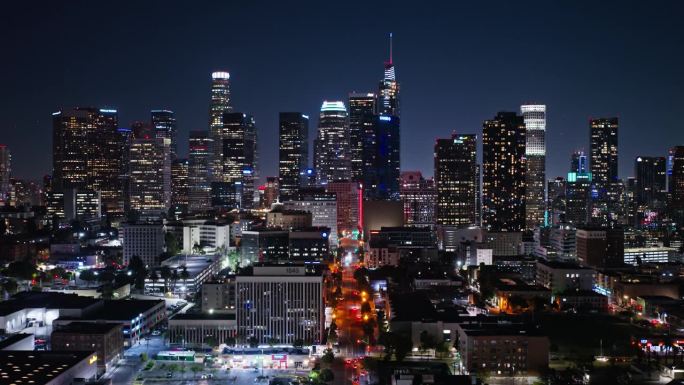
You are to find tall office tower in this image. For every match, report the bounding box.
[590,118,619,224]
[399,171,437,226]
[378,33,399,116]
[571,150,589,173]
[482,112,527,232]
[624,177,638,227]
[188,131,213,213]
[365,115,401,200]
[314,101,350,185]
[171,158,189,214]
[129,134,171,217]
[348,93,377,182]
[209,71,232,181]
[326,181,361,235]
[52,107,124,215]
[222,112,258,210]
[547,177,567,226]
[118,127,133,213]
[565,170,592,226]
[669,146,684,225]
[521,104,546,229]
[634,157,666,209]
[434,134,477,227]
[151,110,177,160]
[0,145,10,204]
[278,112,309,201]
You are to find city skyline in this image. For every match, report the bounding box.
[2,1,683,183]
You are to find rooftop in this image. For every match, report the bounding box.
[0,334,33,350]
[0,350,95,385]
[171,313,236,321]
[53,322,122,334]
[0,292,101,316]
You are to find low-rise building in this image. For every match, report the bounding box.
[202,278,236,313]
[122,222,165,267]
[168,313,237,348]
[51,322,124,374]
[535,259,595,293]
[0,351,98,385]
[623,247,677,266]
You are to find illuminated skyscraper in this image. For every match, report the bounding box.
[589,118,620,224]
[314,101,350,185]
[521,104,546,228]
[188,131,213,213]
[400,171,436,226]
[348,93,376,182]
[634,156,666,210]
[171,158,189,214]
[209,71,232,181]
[222,112,258,209]
[365,115,401,200]
[129,128,171,217]
[278,112,309,201]
[378,34,399,117]
[434,134,477,227]
[0,145,10,205]
[151,109,177,160]
[52,107,124,215]
[669,146,684,225]
[482,112,526,232]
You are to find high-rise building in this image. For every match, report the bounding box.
[669,146,684,225]
[261,177,279,209]
[314,101,350,185]
[209,71,232,181]
[521,104,546,229]
[52,108,124,215]
[326,181,361,235]
[589,118,620,224]
[348,93,377,182]
[434,134,477,227]
[236,265,324,345]
[565,171,592,226]
[171,158,189,214]
[188,131,213,213]
[378,33,399,117]
[151,110,177,160]
[366,115,401,200]
[547,177,567,226]
[634,156,666,209]
[278,113,309,201]
[284,189,338,246]
[0,145,10,204]
[399,171,436,227]
[129,133,171,217]
[222,112,258,210]
[571,150,588,174]
[482,112,526,232]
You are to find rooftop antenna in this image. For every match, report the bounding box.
[389,32,393,65]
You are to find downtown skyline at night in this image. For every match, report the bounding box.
[3,2,684,385]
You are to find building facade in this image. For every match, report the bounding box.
[521,104,546,229]
[188,131,213,213]
[222,112,258,209]
[278,112,309,201]
[434,134,477,227]
[314,101,350,185]
[209,71,232,180]
[399,171,436,227]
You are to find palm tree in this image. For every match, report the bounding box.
[149,270,159,293]
[160,266,172,294]
[171,269,180,295]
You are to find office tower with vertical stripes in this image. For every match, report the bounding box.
[434,134,477,227]
[209,71,232,181]
[521,104,546,229]
[314,101,350,185]
[279,112,309,201]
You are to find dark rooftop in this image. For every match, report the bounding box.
[53,322,122,334]
[0,292,101,316]
[0,350,95,385]
[460,323,546,337]
[0,334,33,350]
[171,312,236,321]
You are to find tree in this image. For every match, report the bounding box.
[79,269,97,285]
[321,349,335,365]
[319,368,334,383]
[190,364,203,378]
[149,270,159,287]
[435,340,450,358]
[361,301,371,314]
[180,266,189,282]
[394,333,413,362]
[165,232,180,256]
[3,260,36,281]
[1,279,18,295]
[128,255,148,290]
[204,335,217,348]
[225,336,236,347]
[268,337,278,347]
[171,269,180,289]
[419,330,436,353]
[192,243,202,254]
[293,338,304,348]
[248,336,259,348]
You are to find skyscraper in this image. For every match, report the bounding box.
[209,71,232,181]
[434,134,477,227]
[399,171,436,227]
[589,118,620,224]
[52,107,124,215]
[348,93,377,182]
[222,112,258,209]
[314,101,350,185]
[188,131,213,213]
[278,112,309,201]
[365,115,401,200]
[521,104,546,229]
[482,112,526,232]
[669,146,684,225]
[129,129,171,217]
[634,156,666,209]
[0,145,10,205]
[570,150,589,173]
[378,34,399,117]
[171,158,189,214]
[326,181,361,235]
[151,109,177,160]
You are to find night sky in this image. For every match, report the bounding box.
[2,1,683,183]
